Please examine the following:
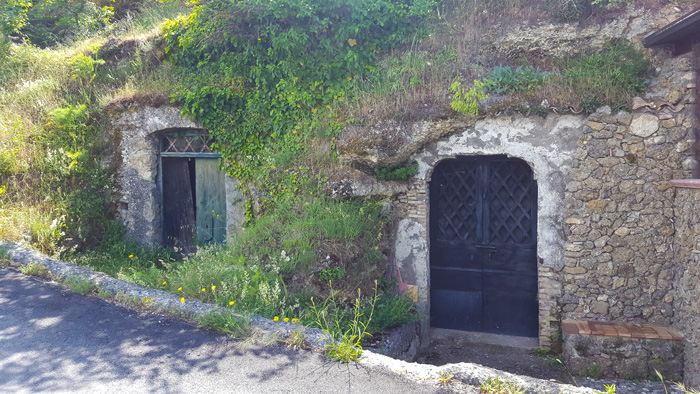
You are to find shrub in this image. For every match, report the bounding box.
[374,162,419,181]
[449,79,488,116]
[482,65,546,94]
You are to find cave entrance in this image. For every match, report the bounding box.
[429,155,538,337]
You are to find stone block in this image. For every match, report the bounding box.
[563,323,684,380]
[630,114,659,138]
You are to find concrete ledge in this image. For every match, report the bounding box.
[0,242,331,350]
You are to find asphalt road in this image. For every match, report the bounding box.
[0,268,453,394]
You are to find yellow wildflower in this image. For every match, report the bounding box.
[273,316,279,322]
[129,254,134,258]
[229,301,235,306]
[178,287,182,291]
[283,317,289,322]
[312,108,317,113]
[180,297,185,303]
[202,288,206,292]
[348,38,357,46]
[211,285,216,291]
[162,281,167,285]
[291,318,300,324]
[347,76,352,81]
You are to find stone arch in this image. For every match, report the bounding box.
[394,114,585,345]
[111,106,244,247]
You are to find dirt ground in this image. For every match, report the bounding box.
[417,328,574,384]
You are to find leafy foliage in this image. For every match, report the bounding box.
[162,0,436,190]
[482,65,546,94]
[449,79,488,116]
[374,162,418,181]
[2,0,114,47]
[562,40,649,108]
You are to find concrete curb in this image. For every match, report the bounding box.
[359,351,598,394]
[0,242,331,350]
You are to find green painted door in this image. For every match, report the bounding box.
[195,158,227,244]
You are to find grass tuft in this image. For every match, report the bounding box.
[197,311,251,338]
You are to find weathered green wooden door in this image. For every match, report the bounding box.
[195,158,227,244]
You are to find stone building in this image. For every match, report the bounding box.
[378,5,700,385]
[108,3,700,386]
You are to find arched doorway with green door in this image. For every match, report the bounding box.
[160,131,227,254]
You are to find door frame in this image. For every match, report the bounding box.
[158,130,223,247]
[428,155,539,337]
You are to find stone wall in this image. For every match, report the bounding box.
[672,187,700,387]
[561,53,695,322]
[110,105,244,246]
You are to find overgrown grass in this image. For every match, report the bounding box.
[0,2,188,254]
[18,262,52,278]
[62,276,95,294]
[480,376,527,394]
[196,311,251,338]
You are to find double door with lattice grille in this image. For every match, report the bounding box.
[430,156,538,337]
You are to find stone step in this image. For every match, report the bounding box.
[562,319,683,341]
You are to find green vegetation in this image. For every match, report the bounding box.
[0,0,663,355]
[197,311,251,338]
[374,162,419,181]
[449,79,488,116]
[482,66,546,94]
[62,276,95,294]
[595,384,616,394]
[479,376,526,394]
[18,262,52,278]
[583,361,602,379]
[437,370,454,387]
[0,244,10,265]
[312,284,378,362]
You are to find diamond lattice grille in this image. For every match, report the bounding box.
[436,161,479,242]
[162,134,215,153]
[488,161,534,244]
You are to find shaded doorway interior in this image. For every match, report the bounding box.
[429,155,538,337]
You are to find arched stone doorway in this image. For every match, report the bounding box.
[112,106,245,249]
[429,155,538,337]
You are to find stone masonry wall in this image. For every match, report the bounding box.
[561,53,695,329]
[673,188,700,387]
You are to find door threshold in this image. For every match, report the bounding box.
[429,327,538,350]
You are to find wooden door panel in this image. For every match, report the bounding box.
[430,156,538,337]
[162,157,196,253]
[195,158,227,244]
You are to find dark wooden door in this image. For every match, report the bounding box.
[162,157,196,253]
[430,156,538,337]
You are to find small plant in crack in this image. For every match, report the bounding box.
[62,277,95,294]
[437,370,454,387]
[19,263,53,279]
